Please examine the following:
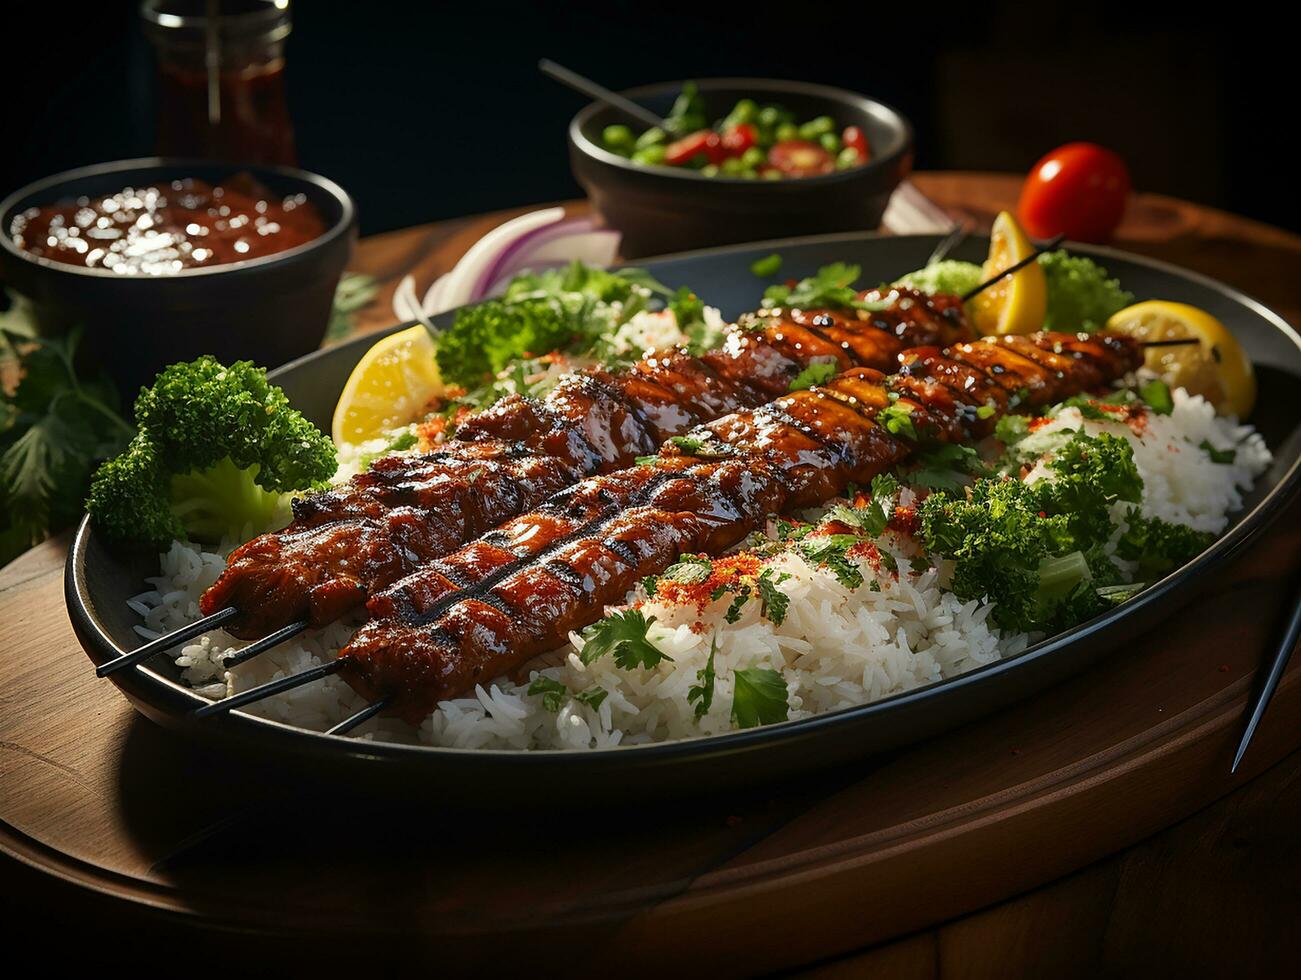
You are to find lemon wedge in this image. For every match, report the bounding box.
[969,211,1048,335]
[331,325,445,445]
[1104,301,1255,417]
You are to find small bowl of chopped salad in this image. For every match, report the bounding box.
[568,78,912,258]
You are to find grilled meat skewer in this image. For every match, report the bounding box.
[202,287,970,636]
[339,331,1142,723]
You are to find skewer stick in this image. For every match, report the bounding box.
[1141,338,1203,348]
[539,59,667,131]
[221,619,310,669]
[327,698,391,736]
[192,660,341,719]
[961,234,1066,302]
[1230,584,1301,773]
[97,605,240,677]
[925,224,967,267]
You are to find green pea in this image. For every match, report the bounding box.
[775,123,799,143]
[799,116,835,140]
[722,98,758,129]
[602,124,635,155]
[836,147,862,170]
[741,146,766,169]
[634,127,667,150]
[721,156,746,176]
[820,132,841,154]
[739,168,760,179]
[633,145,668,166]
[761,168,783,180]
[700,164,721,177]
[757,106,782,128]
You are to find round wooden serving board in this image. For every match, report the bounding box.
[2,174,1299,974]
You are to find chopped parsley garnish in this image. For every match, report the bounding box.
[665,435,704,454]
[724,586,752,623]
[579,609,672,670]
[1200,440,1236,464]
[800,535,865,589]
[687,636,718,721]
[731,666,790,728]
[573,686,609,710]
[995,414,1031,447]
[760,262,889,312]
[876,402,919,441]
[661,559,712,585]
[788,359,838,392]
[750,253,783,278]
[529,675,609,713]
[905,442,989,493]
[756,568,791,625]
[527,675,568,712]
[1138,378,1174,415]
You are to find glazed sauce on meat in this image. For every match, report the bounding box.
[8,174,324,275]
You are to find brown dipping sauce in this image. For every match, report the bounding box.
[8,173,325,275]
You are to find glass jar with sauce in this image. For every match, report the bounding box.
[141,0,297,166]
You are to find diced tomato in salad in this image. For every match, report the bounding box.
[768,140,836,177]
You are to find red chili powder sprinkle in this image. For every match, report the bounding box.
[653,552,767,613]
[888,504,919,537]
[1028,416,1053,432]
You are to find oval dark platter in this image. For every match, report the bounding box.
[65,232,1301,803]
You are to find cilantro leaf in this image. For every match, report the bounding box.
[905,443,990,493]
[1200,439,1236,464]
[687,635,718,720]
[527,675,568,712]
[788,359,838,392]
[1138,379,1174,415]
[756,568,790,625]
[731,666,789,728]
[750,254,783,278]
[876,402,918,441]
[724,586,751,623]
[995,414,1030,447]
[574,686,609,710]
[580,609,672,670]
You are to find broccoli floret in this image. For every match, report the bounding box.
[436,298,577,388]
[920,478,1074,632]
[894,260,983,297]
[86,434,180,549]
[1037,251,1134,332]
[86,357,336,549]
[919,433,1145,633]
[1115,508,1213,578]
[1033,432,1143,543]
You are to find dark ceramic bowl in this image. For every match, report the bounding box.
[568,78,913,259]
[64,232,1301,804]
[0,157,356,390]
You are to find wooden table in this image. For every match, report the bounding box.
[3,173,1299,975]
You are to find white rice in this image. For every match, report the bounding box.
[127,389,1270,750]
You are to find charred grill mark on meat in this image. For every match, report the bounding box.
[201,288,972,636]
[339,331,1143,722]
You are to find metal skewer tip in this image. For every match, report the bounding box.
[221,619,310,669]
[327,698,391,737]
[1230,585,1301,774]
[192,660,342,720]
[97,605,240,677]
[538,58,667,131]
[961,233,1067,302]
[926,224,967,267]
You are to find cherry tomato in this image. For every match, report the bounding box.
[841,125,871,161]
[665,130,724,167]
[721,122,758,157]
[1017,142,1131,243]
[768,140,835,177]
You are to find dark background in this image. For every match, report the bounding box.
[2,1,1298,236]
